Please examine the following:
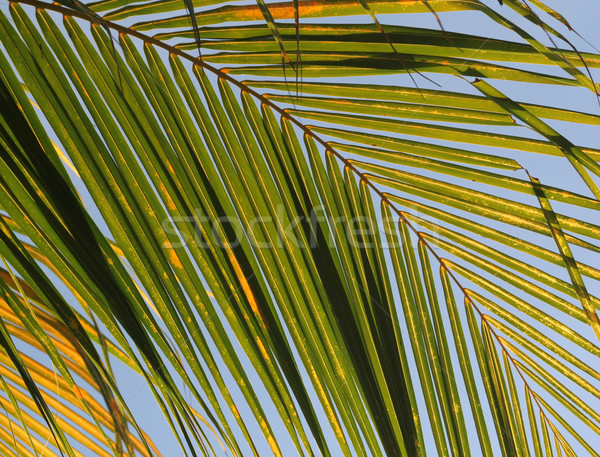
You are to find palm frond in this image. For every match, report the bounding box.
[1,0,599,456]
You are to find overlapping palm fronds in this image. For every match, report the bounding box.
[1,0,599,455]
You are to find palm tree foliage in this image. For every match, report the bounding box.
[0,0,600,455]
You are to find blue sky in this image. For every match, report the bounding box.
[2,0,600,456]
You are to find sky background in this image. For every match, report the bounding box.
[2,0,599,456]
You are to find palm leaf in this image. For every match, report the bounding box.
[0,0,599,455]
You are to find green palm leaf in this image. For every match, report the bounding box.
[0,0,599,455]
